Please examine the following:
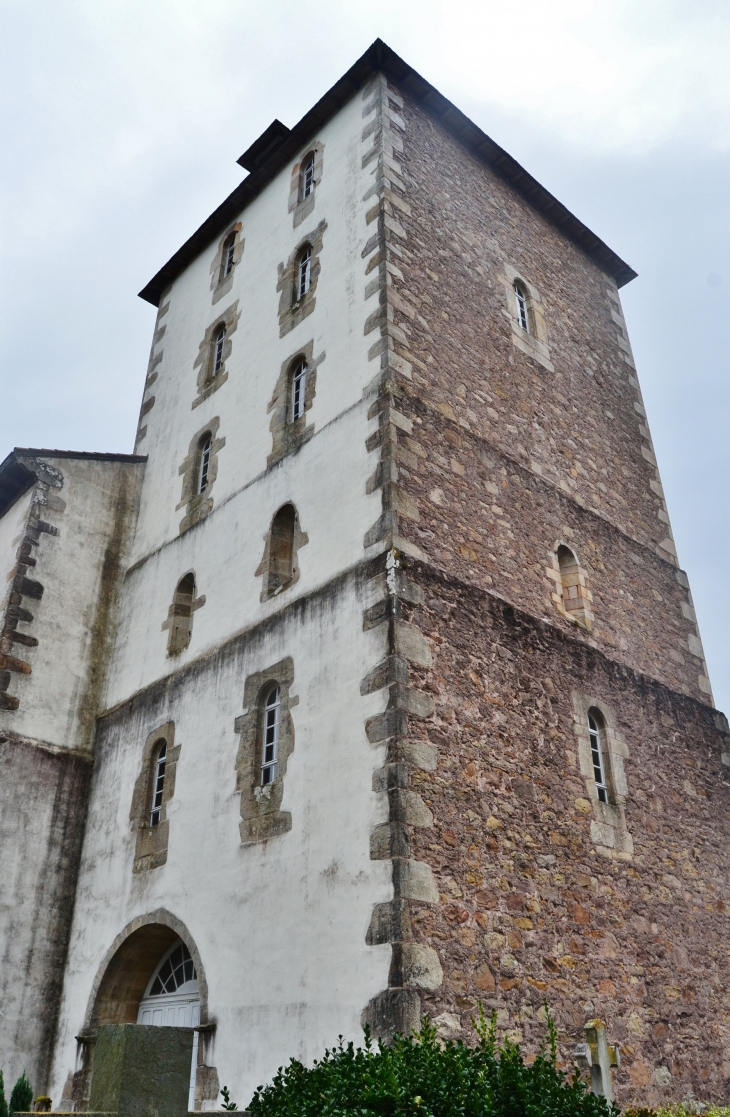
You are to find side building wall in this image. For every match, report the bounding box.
[0,452,144,1090]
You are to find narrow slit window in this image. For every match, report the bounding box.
[297,247,311,300]
[588,712,608,803]
[301,152,315,200]
[150,741,167,825]
[514,281,530,333]
[261,686,280,785]
[291,360,307,421]
[212,326,226,377]
[222,234,236,278]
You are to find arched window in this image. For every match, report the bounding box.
[514,280,530,333]
[269,504,296,591]
[168,572,196,654]
[588,709,609,803]
[150,739,167,825]
[148,940,197,995]
[300,152,315,200]
[197,433,212,495]
[261,685,280,785]
[291,359,307,421]
[557,545,585,619]
[212,326,226,377]
[297,246,311,300]
[221,232,236,279]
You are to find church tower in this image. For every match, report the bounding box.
[2,40,728,1111]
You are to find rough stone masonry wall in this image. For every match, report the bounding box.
[353,74,730,1105]
[394,399,710,705]
[373,86,710,704]
[389,92,672,561]
[402,562,730,1108]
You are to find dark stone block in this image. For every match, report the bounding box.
[89,1024,193,1117]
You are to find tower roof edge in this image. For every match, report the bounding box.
[138,37,637,308]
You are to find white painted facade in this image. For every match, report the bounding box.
[41,82,395,1106]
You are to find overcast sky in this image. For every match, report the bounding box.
[2,0,729,711]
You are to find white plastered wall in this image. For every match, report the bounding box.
[0,487,33,609]
[1,459,143,750]
[52,79,395,1104]
[50,574,392,1105]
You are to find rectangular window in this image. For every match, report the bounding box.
[588,715,608,803]
[261,687,280,785]
[150,743,167,825]
[292,362,307,421]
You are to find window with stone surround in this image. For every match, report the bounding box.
[177,419,225,534]
[234,658,296,845]
[210,224,243,304]
[266,341,322,467]
[288,143,324,227]
[558,545,592,628]
[255,503,308,601]
[162,572,205,656]
[571,694,633,858]
[130,721,180,873]
[276,221,326,338]
[499,263,553,372]
[547,544,593,631]
[192,302,240,407]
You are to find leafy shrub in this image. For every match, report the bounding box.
[7,1073,32,1117]
[247,1010,618,1117]
[0,1070,7,1117]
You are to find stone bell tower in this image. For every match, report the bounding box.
[1,39,726,1112]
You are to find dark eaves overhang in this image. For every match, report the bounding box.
[138,38,637,307]
[0,448,148,519]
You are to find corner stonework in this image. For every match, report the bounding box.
[0,456,64,712]
[361,550,443,1039]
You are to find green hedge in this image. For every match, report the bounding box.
[247,1011,617,1117]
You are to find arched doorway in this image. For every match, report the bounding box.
[137,939,200,1107]
[75,912,215,1112]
